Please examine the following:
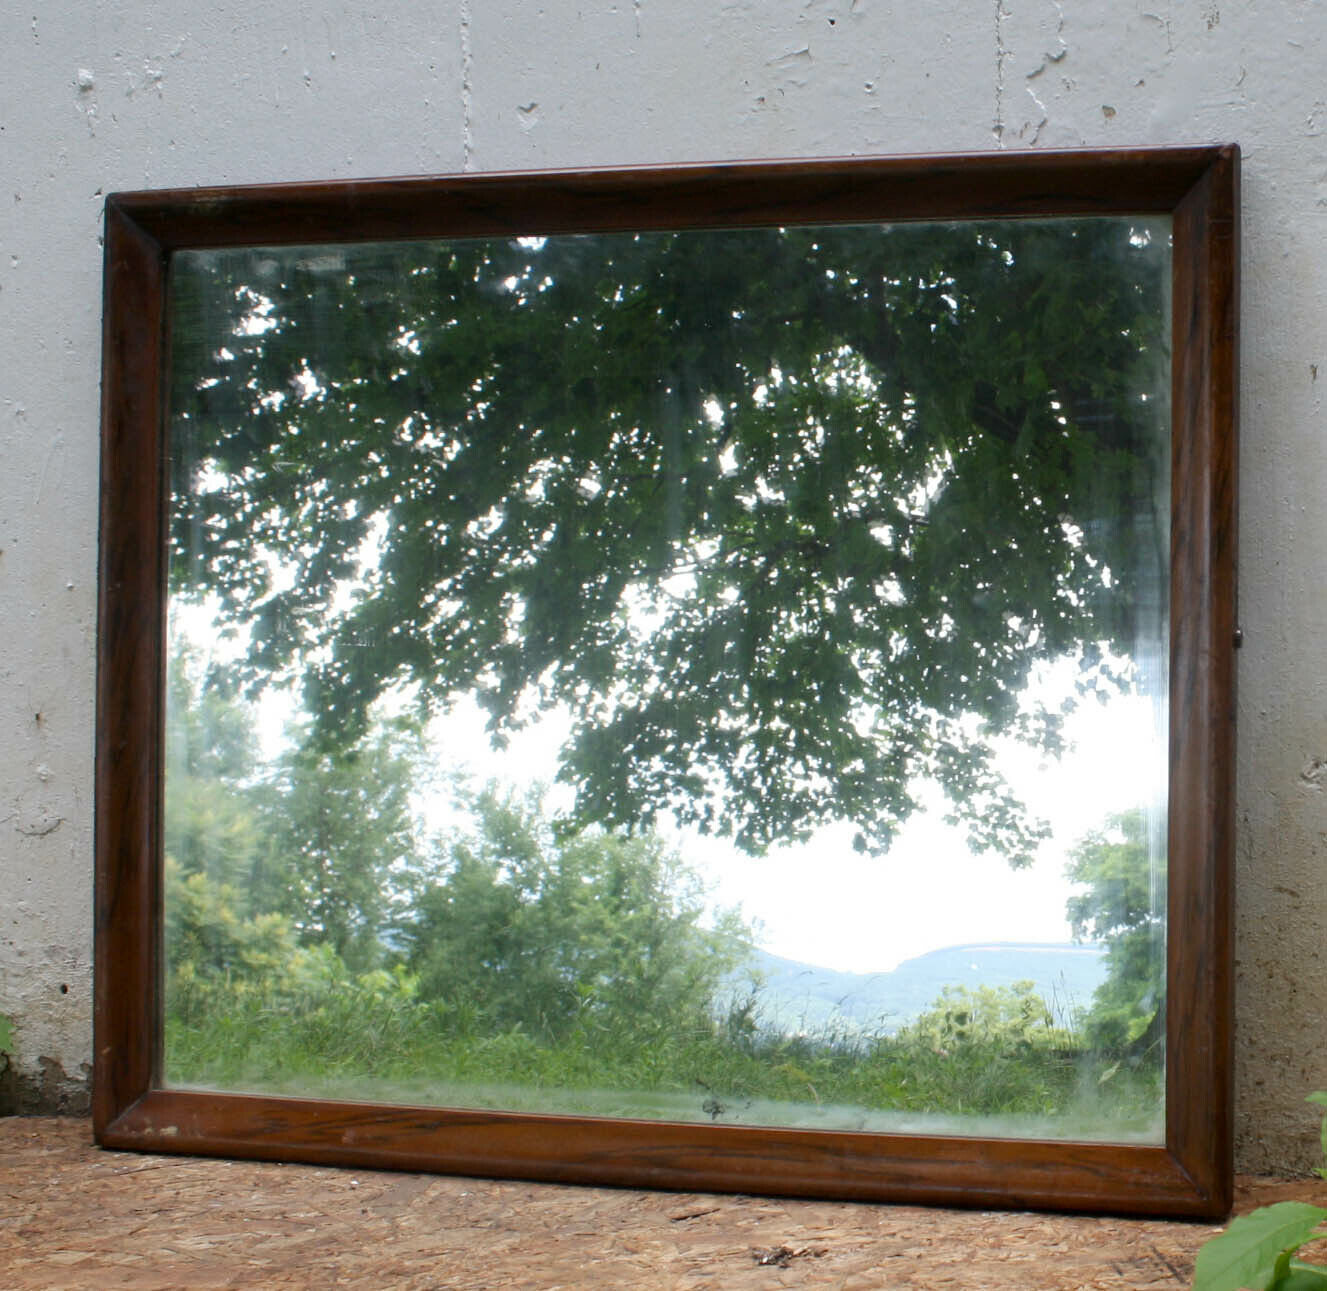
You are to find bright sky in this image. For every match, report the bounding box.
[406,655,1166,976]
[178,577,1167,979]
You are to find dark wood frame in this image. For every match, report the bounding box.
[95,146,1239,1218]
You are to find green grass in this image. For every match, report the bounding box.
[163,974,1163,1141]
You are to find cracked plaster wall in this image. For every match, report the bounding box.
[1,0,1323,1172]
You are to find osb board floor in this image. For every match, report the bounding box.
[4,1119,1327,1291]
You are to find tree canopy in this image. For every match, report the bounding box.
[254,717,423,972]
[168,217,1170,859]
[1066,808,1165,1052]
[401,786,747,1043]
[164,653,427,974]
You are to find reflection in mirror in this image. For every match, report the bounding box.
[163,217,1170,1141]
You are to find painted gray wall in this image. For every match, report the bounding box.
[1,0,1322,1171]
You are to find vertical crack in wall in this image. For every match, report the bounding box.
[994,0,1007,146]
[460,0,474,170]
[1022,0,1065,145]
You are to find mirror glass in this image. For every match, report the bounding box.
[162,216,1170,1142]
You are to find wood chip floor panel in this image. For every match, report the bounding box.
[4,1118,1325,1289]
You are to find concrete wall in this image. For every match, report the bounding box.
[1,0,1323,1171]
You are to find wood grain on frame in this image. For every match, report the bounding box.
[95,202,169,1129]
[94,146,1240,1218]
[1165,145,1240,1216]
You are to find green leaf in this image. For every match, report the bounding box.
[1271,1263,1327,1291]
[0,1012,12,1054]
[1194,1204,1327,1291]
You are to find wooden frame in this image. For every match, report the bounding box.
[95,146,1239,1218]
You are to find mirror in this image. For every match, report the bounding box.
[163,218,1171,1141]
[96,149,1238,1215]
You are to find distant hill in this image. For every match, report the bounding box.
[718,941,1107,1038]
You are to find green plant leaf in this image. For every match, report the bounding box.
[1194,1203,1327,1291]
[1270,1262,1327,1291]
[0,1012,12,1054]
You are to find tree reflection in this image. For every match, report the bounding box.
[168,218,1169,862]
